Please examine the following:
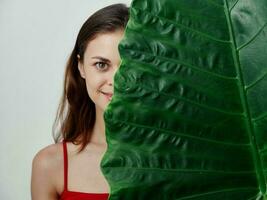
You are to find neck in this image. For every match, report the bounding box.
[90,106,107,146]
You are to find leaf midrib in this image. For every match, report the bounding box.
[223,0,266,194]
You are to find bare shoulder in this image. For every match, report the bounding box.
[31,143,64,199]
[32,143,63,172]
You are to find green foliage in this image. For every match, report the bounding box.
[101,0,267,199]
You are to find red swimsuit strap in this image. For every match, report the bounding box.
[62,140,68,191]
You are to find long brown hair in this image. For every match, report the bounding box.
[53,4,129,151]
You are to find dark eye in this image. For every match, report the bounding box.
[95,62,108,71]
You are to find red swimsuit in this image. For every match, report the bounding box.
[60,141,109,200]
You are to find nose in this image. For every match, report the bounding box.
[107,65,119,86]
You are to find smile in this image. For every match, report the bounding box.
[101,91,113,101]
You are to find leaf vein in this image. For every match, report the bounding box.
[121,56,239,108]
[133,7,230,44]
[112,118,250,147]
[259,148,267,155]
[237,22,267,51]
[106,167,254,175]
[175,187,257,200]
[224,0,267,193]
[122,48,237,80]
[247,194,260,200]
[252,112,267,122]
[245,69,267,91]
[230,0,240,12]
[119,76,243,117]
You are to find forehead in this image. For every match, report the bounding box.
[84,30,124,61]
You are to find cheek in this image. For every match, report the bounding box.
[84,74,104,94]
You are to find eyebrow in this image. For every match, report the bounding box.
[91,56,111,63]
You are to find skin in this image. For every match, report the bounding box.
[31,29,124,200]
[78,29,123,145]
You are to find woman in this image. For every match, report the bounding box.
[31,4,129,200]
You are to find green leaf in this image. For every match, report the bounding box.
[101,0,267,199]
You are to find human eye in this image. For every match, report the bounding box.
[94,62,109,71]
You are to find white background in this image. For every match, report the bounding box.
[0,0,132,199]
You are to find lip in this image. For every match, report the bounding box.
[101,92,113,101]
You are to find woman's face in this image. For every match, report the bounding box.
[78,29,124,113]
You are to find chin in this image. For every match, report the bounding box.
[95,103,109,113]
[103,103,109,110]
